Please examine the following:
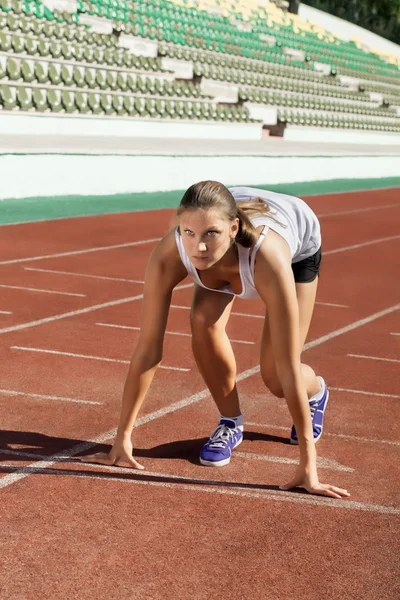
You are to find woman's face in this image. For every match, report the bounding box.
[179,209,239,270]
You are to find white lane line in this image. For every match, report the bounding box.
[24,267,145,284]
[347,353,400,364]
[245,423,400,447]
[235,451,354,473]
[1,302,399,494]
[0,238,161,265]
[318,203,400,219]
[390,332,400,336]
[10,346,190,372]
[316,302,349,308]
[171,304,265,319]
[0,310,12,315]
[0,284,86,298]
[0,388,103,405]
[324,235,400,255]
[0,462,398,514]
[330,386,400,399]
[303,303,400,351]
[96,322,256,345]
[0,449,353,472]
[0,282,193,335]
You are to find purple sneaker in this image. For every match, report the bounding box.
[290,377,329,445]
[200,419,243,467]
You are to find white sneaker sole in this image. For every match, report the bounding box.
[199,436,243,467]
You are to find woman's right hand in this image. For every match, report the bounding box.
[79,436,144,470]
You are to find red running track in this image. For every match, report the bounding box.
[0,189,400,600]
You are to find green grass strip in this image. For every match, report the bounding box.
[1,177,400,225]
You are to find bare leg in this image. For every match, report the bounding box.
[260,277,320,398]
[190,284,240,418]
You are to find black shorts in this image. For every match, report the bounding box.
[291,247,322,283]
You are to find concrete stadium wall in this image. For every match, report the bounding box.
[1,153,400,200]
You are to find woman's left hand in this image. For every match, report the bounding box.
[279,465,350,499]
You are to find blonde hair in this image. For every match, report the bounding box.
[177,180,276,248]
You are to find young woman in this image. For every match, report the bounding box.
[83,181,350,499]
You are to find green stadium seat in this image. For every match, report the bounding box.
[85,68,97,89]
[0,55,6,80]
[21,58,34,82]
[25,37,38,56]
[49,62,62,86]
[38,39,50,57]
[127,73,137,92]
[106,70,118,90]
[100,93,114,114]
[16,85,33,110]
[123,95,136,115]
[32,88,49,112]
[11,33,24,53]
[75,91,90,113]
[94,69,106,90]
[84,47,95,63]
[61,89,76,113]
[61,64,73,86]
[134,96,146,116]
[112,94,126,115]
[6,13,19,32]
[0,84,17,109]
[73,66,85,87]
[50,40,62,60]
[93,47,105,64]
[6,57,20,81]
[48,88,63,112]
[155,98,166,116]
[88,92,103,114]
[117,72,128,92]
[34,61,49,84]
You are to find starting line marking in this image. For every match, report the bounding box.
[24,267,145,284]
[0,448,353,472]
[390,332,400,336]
[0,282,193,335]
[1,301,399,497]
[0,388,103,405]
[10,346,190,372]
[96,322,256,345]
[0,310,12,315]
[0,284,86,298]
[348,353,400,364]
[0,237,161,265]
[0,461,398,515]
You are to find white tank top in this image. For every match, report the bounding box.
[175,186,321,300]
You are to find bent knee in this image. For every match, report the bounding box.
[191,308,222,334]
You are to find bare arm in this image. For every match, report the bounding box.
[254,232,349,498]
[116,228,188,438]
[81,228,188,468]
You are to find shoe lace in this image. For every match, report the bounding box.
[207,424,236,449]
[309,400,318,419]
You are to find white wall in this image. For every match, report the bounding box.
[1,153,400,200]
